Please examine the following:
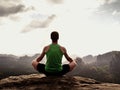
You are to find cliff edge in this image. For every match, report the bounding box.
[0,74,120,90]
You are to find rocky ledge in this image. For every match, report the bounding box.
[0,74,120,90]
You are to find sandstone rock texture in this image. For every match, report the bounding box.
[0,74,120,90]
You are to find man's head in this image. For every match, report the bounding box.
[51,31,59,42]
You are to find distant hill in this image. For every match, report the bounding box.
[96,51,120,66]
[82,55,97,64]
[68,51,120,83]
[0,54,41,79]
[1,51,120,83]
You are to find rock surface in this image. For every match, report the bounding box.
[0,74,120,90]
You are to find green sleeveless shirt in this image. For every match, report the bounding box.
[45,44,63,72]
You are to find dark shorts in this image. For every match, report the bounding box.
[37,63,70,76]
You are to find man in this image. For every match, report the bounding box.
[32,31,76,76]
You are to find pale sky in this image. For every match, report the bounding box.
[0,0,120,57]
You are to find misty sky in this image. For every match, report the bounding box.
[0,0,120,57]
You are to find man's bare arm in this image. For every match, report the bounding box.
[61,47,73,62]
[64,52,73,62]
[36,47,46,62]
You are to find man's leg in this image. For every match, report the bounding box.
[32,60,39,70]
[61,60,77,75]
[69,60,77,71]
[32,60,46,74]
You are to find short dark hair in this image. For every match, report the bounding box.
[51,31,59,42]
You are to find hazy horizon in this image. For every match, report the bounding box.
[0,0,120,57]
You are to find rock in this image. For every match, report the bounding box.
[0,74,120,90]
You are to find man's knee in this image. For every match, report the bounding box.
[69,60,77,71]
[31,60,36,66]
[31,60,38,70]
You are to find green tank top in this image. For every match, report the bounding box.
[45,44,63,72]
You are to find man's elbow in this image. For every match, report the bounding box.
[67,57,73,62]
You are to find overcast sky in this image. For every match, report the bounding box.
[0,0,120,57]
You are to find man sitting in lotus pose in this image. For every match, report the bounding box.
[32,31,76,76]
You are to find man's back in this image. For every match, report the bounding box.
[45,44,63,72]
